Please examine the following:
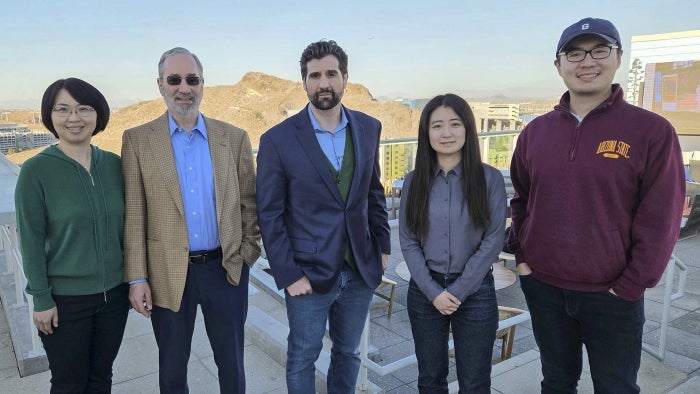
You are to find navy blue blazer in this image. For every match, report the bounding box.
[256,105,391,293]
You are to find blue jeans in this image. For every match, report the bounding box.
[407,272,498,394]
[151,259,249,394]
[284,267,374,394]
[40,283,129,394]
[520,275,644,394]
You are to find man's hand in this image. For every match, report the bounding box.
[517,262,533,276]
[381,253,389,273]
[33,307,58,335]
[286,276,313,296]
[129,282,153,318]
[432,290,461,315]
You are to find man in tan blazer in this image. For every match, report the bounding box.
[121,47,260,394]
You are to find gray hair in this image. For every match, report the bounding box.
[157,47,204,78]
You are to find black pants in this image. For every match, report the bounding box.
[151,258,249,394]
[520,275,644,393]
[39,283,130,394]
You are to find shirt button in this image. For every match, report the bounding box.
[188,166,193,171]
[190,189,195,193]
[194,234,199,238]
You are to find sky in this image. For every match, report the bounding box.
[2,0,700,108]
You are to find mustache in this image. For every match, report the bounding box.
[174,93,196,100]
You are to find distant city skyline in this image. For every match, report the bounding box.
[3,0,700,108]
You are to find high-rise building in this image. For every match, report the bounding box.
[380,139,417,193]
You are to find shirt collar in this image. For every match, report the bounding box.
[433,161,464,178]
[168,112,208,139]
[307,104,349,134]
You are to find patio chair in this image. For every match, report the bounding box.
[494,306,527,363]
[680,194,700,240]
[372,276,398,317]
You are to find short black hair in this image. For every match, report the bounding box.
[41,78,110,138]
[299,40,348,80]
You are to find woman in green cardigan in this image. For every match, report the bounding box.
[15,78,128,393]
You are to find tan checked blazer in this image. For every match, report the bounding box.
[121,113,260,312]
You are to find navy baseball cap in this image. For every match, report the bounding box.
[556,17,621,55]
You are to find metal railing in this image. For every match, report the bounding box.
[1,222,44,357]
[356,308,531,390]
[252,248,532,391]
[642,253,688,361]
[251,224,532,392]
[0,152,46,374]
[379,130,520,185]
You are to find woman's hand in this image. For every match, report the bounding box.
[33,307,58,335]
[432,291,461,315]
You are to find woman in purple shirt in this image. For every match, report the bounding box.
[399,94,506,393]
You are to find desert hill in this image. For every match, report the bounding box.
[1,111,43,130]
[8,72,420,164]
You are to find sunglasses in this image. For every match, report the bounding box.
[165,75,202,86]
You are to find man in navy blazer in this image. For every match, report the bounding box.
[256,40,391,393]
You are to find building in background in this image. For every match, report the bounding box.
[401,100,523,132]
[380,138,418,194]
[0,124,55,154]
[486,103,522,131]
[626,30,700,147]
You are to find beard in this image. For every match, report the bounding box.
[162,91,201,117]
[309,88,343,110]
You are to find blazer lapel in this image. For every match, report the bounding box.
[206,117,229,226]
[147,113,185,217]
[294,106,344,205]
[345,108,366,204]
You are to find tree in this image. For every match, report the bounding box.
[627,58,644,105]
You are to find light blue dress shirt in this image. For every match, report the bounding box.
[168,113,219,251]
[129,113,220,285]
[307,105,349,171]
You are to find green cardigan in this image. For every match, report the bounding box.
[15,145,125,311]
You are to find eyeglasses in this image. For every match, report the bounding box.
[52,105,96,118]
[559,45,618,62]
[164,75,203,86]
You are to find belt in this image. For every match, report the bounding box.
[188,247,222,264]
[429,270,461,280]
[428,265,493,278]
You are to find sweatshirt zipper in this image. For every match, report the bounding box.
[568,121,582,161]
[569,122,581,161]
[564,99,610,161]
[83,164,106,302]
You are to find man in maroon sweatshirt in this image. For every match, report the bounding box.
[508,17,685,394]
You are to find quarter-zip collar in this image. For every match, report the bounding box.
[554,84,624,161]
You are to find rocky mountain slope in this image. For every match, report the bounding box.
[8,72,420,163]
